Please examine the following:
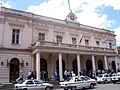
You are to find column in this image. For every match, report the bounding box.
[36,52,40,80]
[31,56,34,71]
[104,56,108,70]
[77,54,81,76]
[92,55,96,72]
[59,53,63,81]
[115,56,118,71]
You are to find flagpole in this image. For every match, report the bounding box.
[68,0,71,12]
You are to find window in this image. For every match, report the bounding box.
[34,80,42,84]
[109,43,112,48]
[96,41,100,46]
[72,38,76,44]
[26,81,34,84]
[39,33,45,41]
[85,39,89,45]
[56,35,63,43]
[12,29,20,44]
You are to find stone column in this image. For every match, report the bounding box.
[115,56,118,71]
[77,54,81,76]
[104,56,108,70]
[36,52,40,80]
[59,53,63,81]
[92,55,96,72]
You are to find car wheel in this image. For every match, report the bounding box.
[104,80,107,84]
[71,86,76,90]
[90,84,94,89]
[112,81,116,84]
[45,86,51,90]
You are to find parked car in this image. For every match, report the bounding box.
[60,76,95,90]
[111,72,120,84]
[97,74,111,84]
[14,79,53,90]
[80,76,97,86]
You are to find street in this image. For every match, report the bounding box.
[0,83,120,90]
[53,83,120,90]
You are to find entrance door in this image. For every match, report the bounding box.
[111,61,116,71]
[10,58,19,82]
[86,60,92,76]
[72,59,77,75]
[98,60,103,70]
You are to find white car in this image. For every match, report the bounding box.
[97,74,111,84]
[60,76,95,90]
[111,72,120,84]
[14,79,53,90]
[80,76,97,86]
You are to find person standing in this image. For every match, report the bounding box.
[28,71,32,79]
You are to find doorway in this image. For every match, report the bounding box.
[86,60,92,76]
[10,58,19,82]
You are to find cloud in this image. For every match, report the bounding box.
[26,0,108,28]
[27,0,69,20]
[0,1,11,8]
[114,27,120,46]
[26,0,120,45]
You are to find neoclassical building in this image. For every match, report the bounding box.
[0,7,119,83]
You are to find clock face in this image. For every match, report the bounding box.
[70,15,75,20]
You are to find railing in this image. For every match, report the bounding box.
[34,41,115,53]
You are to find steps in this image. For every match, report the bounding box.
[0,83,14,89]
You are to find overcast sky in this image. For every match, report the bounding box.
[0,0,120,46]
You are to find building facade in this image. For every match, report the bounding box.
[0,7,119,83]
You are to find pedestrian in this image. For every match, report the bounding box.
[64,69,67,80]
[28,71,32,79]
[31,71,35,80]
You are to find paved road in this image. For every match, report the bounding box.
[1,83,120,90]
[53,83,120,90]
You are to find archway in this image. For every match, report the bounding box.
[40,58,47,72]
[98,60,103,70]
[10,58,19,82]
[40,58,47,80]
[56,60,65,75]
[72,59,77,75]
[86,60,92,76]
[111,61,116,71]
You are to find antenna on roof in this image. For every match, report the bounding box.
[68,0,72,12]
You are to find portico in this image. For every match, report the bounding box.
[32,42,117,81]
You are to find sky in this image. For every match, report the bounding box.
[0,0,120,46]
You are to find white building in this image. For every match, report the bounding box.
[0,7,119,83]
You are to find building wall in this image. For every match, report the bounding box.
[0,7,119,82]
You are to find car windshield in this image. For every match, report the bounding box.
[83,76,90,80]
[66,77,74,81]
[34,80,42,84]
[98,74,103,77]
[16,80,24,84]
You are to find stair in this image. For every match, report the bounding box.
[0,83,14,89]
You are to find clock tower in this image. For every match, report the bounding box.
[65,0,80,26]
[65,11,77,22]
